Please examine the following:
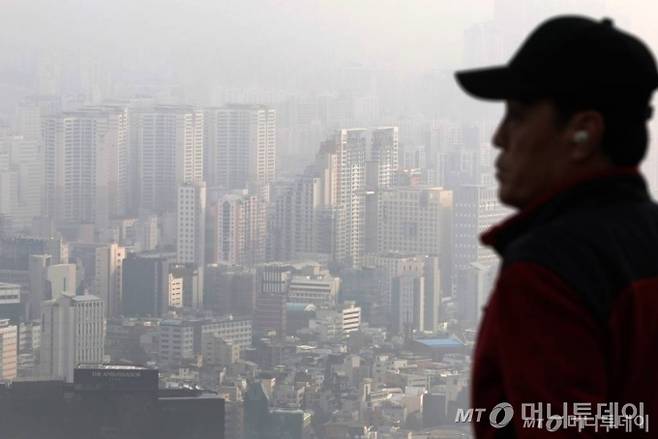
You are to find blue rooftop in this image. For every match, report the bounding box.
[416,337,464,348]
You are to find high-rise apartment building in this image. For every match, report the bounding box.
[369,127,399,189]
[214,191,266,267]
[267,176,321,261]
[334,129,367,266]
[0,136,43,232]
[204,105,276,194]
[14,95,61,142]
[177,183,207,267]
[43,106,129,226]
[131,105,204,213]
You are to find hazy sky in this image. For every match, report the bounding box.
[2,0,658,103]
[2,2,656,60]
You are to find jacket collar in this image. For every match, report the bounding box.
[480,166,651,255]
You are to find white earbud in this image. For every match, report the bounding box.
[573,131,589,143]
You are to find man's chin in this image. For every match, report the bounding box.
[497,187,523,209]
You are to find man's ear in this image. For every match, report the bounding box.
[566,110,605,162]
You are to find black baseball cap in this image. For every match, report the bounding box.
[455,15,658,112]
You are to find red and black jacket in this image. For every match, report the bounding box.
[472,167,658,438]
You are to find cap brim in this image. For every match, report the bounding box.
[455,66,532,100]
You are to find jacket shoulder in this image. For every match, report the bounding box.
[502,200,658,322]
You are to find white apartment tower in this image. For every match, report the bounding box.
[176,182,207,266]
[370,127,399,189]
[267,176,322,261]
[42,106,129,227]
[40,294,105,382]
[336,129,367,266]
[132,105,204,213]
[215,192,266,267]
[176,182,207,296]
[0,136,43,232]
[205,105,276,194]
[15,95,61,142]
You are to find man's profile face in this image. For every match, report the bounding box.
[492,99,572,209]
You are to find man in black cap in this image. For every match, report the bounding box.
[455,15,658,438]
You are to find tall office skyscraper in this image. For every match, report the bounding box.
[40,294,105,382]
[205,105,276,195]
[132,105,204,213]
[94,243,126,319]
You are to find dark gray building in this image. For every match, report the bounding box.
[122,253,170,317]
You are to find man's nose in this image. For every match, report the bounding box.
[491,121,506,149]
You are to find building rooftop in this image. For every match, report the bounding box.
[72,294,102,302]
[76,364,150,370]
[415,337,465,348]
